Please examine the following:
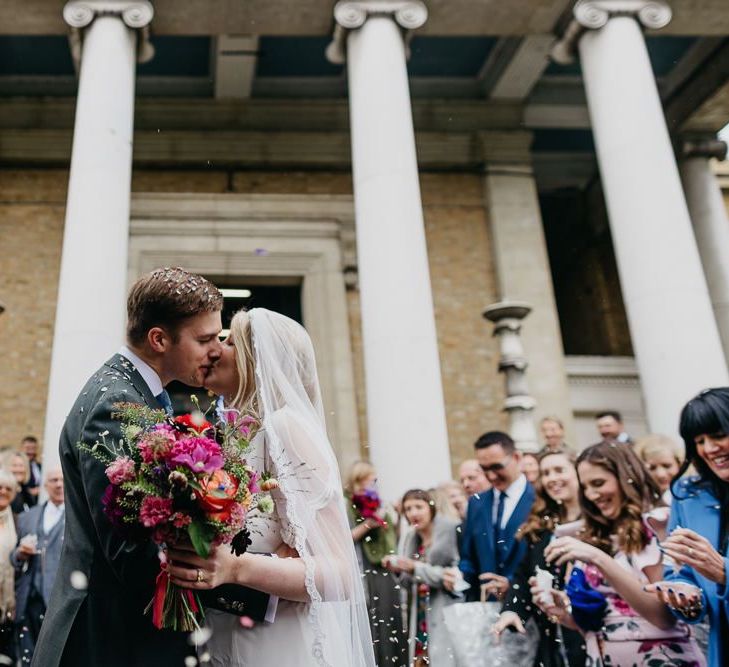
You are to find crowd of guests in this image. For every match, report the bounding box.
[0,436,64,665]
[348,396,729,666]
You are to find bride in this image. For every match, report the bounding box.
[167,308,375,667]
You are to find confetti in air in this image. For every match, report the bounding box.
[70,570,88,590]
[189,627,213,646]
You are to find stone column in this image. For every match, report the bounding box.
[483,301,540,452]
[327,1,451,501]
[679,136,729,364]
[481,131,575,442]
[42,1,153,473]
[552,0,729,438]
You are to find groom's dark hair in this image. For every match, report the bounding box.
[126,267,223,345]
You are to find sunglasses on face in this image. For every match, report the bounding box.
[480,454,512,474]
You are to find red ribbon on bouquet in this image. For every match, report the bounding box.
[152,566,200,629]
[152,568,169,629]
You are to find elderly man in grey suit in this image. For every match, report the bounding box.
[12,468,65,663]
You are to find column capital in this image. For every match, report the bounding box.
[681,135,728,161]
[63,1,154,65]
[551,0,672,65]
[326,1,427,65]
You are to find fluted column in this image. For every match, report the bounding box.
[327,1,451,501]
[679,136,729,364]
[552,0,729,438]
[43,1,153,474]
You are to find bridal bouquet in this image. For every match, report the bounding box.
[82,399,275,631]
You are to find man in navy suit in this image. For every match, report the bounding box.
[450,431,535,601]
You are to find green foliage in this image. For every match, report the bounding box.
[188,520,215,558]
[111,402,167,427]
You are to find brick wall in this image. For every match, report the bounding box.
[0,168,504,477]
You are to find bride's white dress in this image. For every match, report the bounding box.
[205,431,321,666]
[205,309,374,667]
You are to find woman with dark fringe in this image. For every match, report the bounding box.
[646,387,729,666]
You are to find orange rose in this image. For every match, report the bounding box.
[195,470,239,522]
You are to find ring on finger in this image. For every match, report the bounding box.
[196,568,205,583]
[688,547,694,557]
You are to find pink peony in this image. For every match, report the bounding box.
[138,429,176,464]
[105,457,136,484]
[139,496,174,528]
[169,436,224,474]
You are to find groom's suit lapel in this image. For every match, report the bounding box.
[105,353,159,408]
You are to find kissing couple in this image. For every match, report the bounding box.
[32,268,375,667]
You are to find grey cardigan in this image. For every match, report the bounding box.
[399,515,460,666]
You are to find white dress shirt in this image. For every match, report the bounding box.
[492,473,528,530]
[119,346,164,397]
[43,501,65,535]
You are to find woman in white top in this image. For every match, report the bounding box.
[168,308,375,667]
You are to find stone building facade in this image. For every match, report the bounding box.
[1,0,729,500]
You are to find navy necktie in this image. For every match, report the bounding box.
[494,491,507,544]
[155,389,174,416]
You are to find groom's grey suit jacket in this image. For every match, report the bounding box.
[32,354,269,667]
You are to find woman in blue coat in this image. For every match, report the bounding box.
[645,387,729,666]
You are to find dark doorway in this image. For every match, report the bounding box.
[167,277,303,415]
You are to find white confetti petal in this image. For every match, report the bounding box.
[70,570,88,590]
[190,627,212,645]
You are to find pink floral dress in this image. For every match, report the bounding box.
[581,527,706,667]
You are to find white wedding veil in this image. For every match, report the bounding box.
[248,309,375,667]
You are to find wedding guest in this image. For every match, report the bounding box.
[1,451,33,515]
[536,441,704,665]
[12,468,65,662]
[539,417,568,454]
[435,481,468,521]
[645,387,729,666]
[382,489,459,667]
[20,436,41,505]
[345,461,406,667]
[492,450,585,667]
[634,433,682,505]
[521,452,540,484]
[595,410,632,444]
[0,470,18,663]
[458,459,490,496]
[454,431,535,602]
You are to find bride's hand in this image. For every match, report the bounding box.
[167,544,239,589]
[275,543,299,559]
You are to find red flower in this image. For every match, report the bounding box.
[174,413,213,433]
[195,470,240,522]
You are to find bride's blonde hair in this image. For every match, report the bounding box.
[228,309,257,412]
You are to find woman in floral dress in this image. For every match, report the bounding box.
[534,441,705,666]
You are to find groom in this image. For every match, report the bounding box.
[33,268,270,667]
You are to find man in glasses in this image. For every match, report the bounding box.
[450,431,535,601]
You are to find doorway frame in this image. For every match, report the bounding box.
[128,192,360,467]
